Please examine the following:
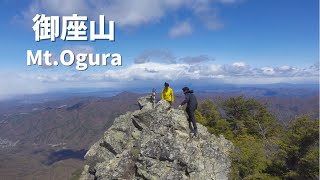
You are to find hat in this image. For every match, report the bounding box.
[182,87,189,92]
[164,82,169,86]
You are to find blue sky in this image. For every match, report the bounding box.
[0,0,318,99]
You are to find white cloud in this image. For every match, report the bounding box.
[190,0,224,30]
[168,21,193,38]
[18,0,238,36]
[134,49,176,64]
[104,62,190,81]
[180,55,213,64]
[28,62,318,83]
[232,62,246,67]
[20,0,183,27]
[261,67,275,75]
[222,62,250,75]
[0,73,48,100]
[1,61,318,100]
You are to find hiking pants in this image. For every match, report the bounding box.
[186,108,197,131]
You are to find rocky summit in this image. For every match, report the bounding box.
[79,95,232,180]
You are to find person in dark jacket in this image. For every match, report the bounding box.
[179,87,198,135]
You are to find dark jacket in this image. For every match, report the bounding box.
[180,90,198,111]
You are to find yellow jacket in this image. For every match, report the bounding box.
[162,87,174,102]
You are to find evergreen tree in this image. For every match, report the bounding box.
[268,116,319,179]
[195,97,319,180]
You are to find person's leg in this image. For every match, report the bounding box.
[165,101,172,110]
[188,121,193,131]
[187,109,197,132]
[189,109,197,134]
[186,110,193,131]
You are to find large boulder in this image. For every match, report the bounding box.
[79,96,232,180]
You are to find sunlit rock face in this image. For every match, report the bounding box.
[79,95,232,180]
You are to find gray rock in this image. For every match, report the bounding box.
[79,96,233,180]
[138,95,154,110]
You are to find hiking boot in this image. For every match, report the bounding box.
[193,129,198,136]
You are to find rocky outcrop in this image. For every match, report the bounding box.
[79,95,232,180]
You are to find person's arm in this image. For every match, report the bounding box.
[180,94,189,106]
[161,89,164,100]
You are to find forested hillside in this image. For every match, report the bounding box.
[195,96,319,179]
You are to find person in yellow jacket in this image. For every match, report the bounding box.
[162,82,174,106]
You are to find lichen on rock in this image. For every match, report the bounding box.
[79,95,233,180]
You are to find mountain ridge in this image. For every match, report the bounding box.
[79,95,232,180]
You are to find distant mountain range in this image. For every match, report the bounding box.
[0,85,318,179]
[0,83,318,106]
[0,92,142,179]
